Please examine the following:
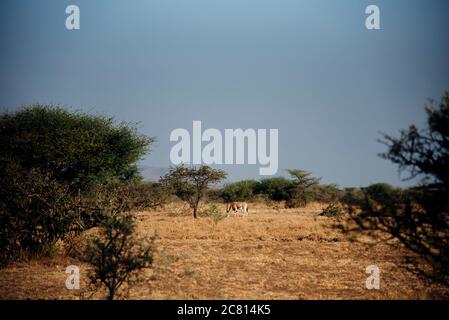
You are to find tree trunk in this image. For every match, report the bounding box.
[193,206,197,219]
[108,288,115,300]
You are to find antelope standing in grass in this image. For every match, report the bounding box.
[226,202,249,217]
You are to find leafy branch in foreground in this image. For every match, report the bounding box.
[341,92,449,283]
[82,213,156,300]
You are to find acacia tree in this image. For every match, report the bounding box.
[0,105,153,190]
[285,169,321,207]
[161,165,226,218]
[345,92,449,281]
[0,105,153,265]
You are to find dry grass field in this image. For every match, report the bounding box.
[0,202,448,300]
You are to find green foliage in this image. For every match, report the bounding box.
[89,181,168,216]
[221,180,258,202]
[116,182,170,211]
[82,213,156,300]
[311,184,344,203]
[161,165,227,218]
[362,183,398,204]
[341,188,365,207]
[255,177,293,201]
[0,105,153,190]
[284,192,309,208]
[203,203,227,226]
[205,188,223,202]
[239,171,338,207]
[287,169,321,188]
[0,170,80,265]
[285,169,321,208]
[0,105,153,265]
[320,203,344,218]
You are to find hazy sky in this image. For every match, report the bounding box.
[1,0,449,187]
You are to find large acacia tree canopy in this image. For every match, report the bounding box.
[0,105,154,192]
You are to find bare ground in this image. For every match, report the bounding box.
[0,202,448,300]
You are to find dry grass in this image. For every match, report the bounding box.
[1,202,448,300]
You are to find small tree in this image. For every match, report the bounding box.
[203,203,227,228]
[161,165,226,218]
[285,169,321,208]
[82,213,156,300]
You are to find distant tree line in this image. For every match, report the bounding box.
[217,176,338,206]
[214,175,411,210]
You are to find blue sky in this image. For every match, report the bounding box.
[1,0,449,187]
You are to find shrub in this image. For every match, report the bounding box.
[311,184,344,204]
[320,203,344,218]
[221,180,258,202]
[115,182,170,211]
[341,188,365,207]
[0,170,80,264]
[362,183,398,204]
[202,203,227,227]
[0,105,153,265]
[205,188,224,202]
[82,213,156,300]
[285,192,309,208]
[255,177,293,201]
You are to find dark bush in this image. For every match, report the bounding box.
[221,180,258,202]
[320,203,344,218]
[0,105,153,265]
[205,188,224,202]
[311,184,344,204]
[118,182,170,211]
[255,177,293,201]
[362,183,398,204]
[82,212,156,300]
[341,188,365,207]
[0,169,80,264]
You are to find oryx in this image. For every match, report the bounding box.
[226,201,249,217]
